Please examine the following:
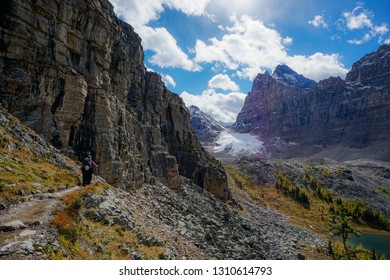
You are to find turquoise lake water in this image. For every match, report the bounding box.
[349,233,390,259]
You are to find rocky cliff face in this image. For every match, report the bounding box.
[189,105,225,145]
[235,45,390,161]
[0,0,228,199]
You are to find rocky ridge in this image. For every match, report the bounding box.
[272,64,316,89]
[0,108,325,259]
[234,45,390,161]
[189,105,226,145]
[0,0,228,199]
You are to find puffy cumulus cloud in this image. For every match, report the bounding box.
[165,0,210,16]
[160,74,176,88]
[208,74,239,91]
[287,53,348,81]
[180,89,246,123]
[195,15,347,81]
[110,0,164,25]
[111,0,205,71]
[138,25,201,70]
[111,0,210,25]
[194,15,287,79]
[308,15,328,28]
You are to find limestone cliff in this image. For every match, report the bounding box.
[235,45,390,161]
[0,0,228,199]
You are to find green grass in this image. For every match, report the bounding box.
[0,124,79,202]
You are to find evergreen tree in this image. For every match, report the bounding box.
[327,240,335,259]
[328,201,360,259]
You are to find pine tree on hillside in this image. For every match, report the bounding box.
[328,201,360,259]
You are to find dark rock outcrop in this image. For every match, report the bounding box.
[235,45,390,161]
[0,0,228,199]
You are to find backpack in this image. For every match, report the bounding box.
[83,157,92,171]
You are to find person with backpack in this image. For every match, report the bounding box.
[82,155,98,186]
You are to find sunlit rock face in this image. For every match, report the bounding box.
[235,46,390,161]
[0,0,228,199]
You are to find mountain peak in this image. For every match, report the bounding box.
[189,105,201,113]
[272,64,316,88]
[189,106,225,145]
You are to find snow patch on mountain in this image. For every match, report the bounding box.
[214,130,263,156]
[272,64,316,88]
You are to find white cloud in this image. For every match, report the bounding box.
[194,15,347,81]
[111,0,204,71]
[347,33,372,45]
[111,0,210,25]
[347,23,389,45]
[343,6,373,30]
[287,53,348,81]
[165,0,210,16]
[195,15,287,78]
[161,74,176,88]
[138,25,201,71]
[208,74,239,91]
[308,15,328,28]
[374,24,389,35]
[111,0,164,25]
[180,89,246,123]
[340,4,389,45]
[282,36,293,45]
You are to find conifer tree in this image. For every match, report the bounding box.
[328,201,360,259]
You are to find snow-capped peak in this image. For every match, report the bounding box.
[272,64,316,89]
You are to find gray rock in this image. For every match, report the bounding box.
[0,0,229,200]
[17,230,37,237]
[234,45,390,162]
[84,195,105,209]
[31,220,42,226]
[0,240,35,256]
[0,220,27,232]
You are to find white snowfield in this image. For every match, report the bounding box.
[214,130,263,156]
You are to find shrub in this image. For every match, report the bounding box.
[71,198,83,211]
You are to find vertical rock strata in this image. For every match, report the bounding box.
[0,0,228,199]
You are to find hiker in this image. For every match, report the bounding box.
[81,155,98,186]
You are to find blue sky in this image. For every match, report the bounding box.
[110,0,390,123]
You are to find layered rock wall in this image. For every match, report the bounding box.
[235,45,390,160]
[0,0,228,199]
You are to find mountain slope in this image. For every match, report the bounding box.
[235,45,390,161]
[0,108,326,260]
[189,105,225,145]
[0,0,227,199]
[189,106,264,160]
